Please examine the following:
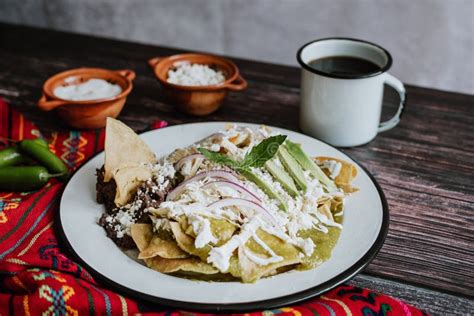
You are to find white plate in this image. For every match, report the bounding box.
[58,122,388,312]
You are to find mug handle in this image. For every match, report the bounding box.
[378,73,407,132]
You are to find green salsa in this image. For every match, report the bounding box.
[297,215,343,270]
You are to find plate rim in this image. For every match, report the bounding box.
[56,122,389,312]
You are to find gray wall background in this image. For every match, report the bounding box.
[1,0,473,94]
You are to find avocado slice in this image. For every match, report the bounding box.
[265,159,299,197]
[240,169,288,211]
[278,147,307,192]
[284,140,337,191]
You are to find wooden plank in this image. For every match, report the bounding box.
[0,23,473,298]
[350,274,473,316]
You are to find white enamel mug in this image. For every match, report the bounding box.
[297,38,406,147]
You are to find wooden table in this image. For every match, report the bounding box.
[0,23,472,315]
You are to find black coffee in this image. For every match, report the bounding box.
[308,56,381,77]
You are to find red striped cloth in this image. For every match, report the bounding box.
[0,98,425,315]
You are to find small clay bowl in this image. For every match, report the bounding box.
[38,68,135,129]
[148,53,247,116]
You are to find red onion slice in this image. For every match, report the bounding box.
[209,198,280,228]
[175,153,204,171]
[166,170,240,201]
[202,180,262,203]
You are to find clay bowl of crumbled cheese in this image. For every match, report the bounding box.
[148,53,247,116]
[38,68,136,129]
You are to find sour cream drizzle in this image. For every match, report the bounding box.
[190,215,218,248]
[207,218,261,271]
[54,78,122,101]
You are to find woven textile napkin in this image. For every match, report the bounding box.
[0,99,425,315]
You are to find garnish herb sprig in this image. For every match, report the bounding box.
[198,135,287,172]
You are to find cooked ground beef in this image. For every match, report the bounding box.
[96,165,173,249]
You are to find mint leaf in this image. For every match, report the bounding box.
[198,135,286,171]
[198,148,240,169]
[242,135,287,168]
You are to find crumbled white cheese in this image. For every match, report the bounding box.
[114,224,124,238]
[152,217,172,232]
[105,197,144,239]
[167,63,225,86]
[148,160,176,190]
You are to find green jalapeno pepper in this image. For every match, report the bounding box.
[0,138,49,168]
[19,140,69,181]
[30,138,48,148]
[0,147,24,168]
[0,166,50,191]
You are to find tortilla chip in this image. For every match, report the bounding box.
[173,271,237,282]
[130,224,154,251]
[114,165,152,206]
[185,225,195,237]
[146,222,219,276]
[316,156,358,193]
[318,203,334,222]
[330,195,344,213]
[131,223,189,259]
[144,256,218,274]
[132,222,209,275]
[178,217,236,247]
[209,218,237,246]
[139,235,188,259]
[104,118,156,182]
[238,247,300,283]
[131,223,216,274]
[226,256,242,278]
[167,147,198,164]
[228,132,250,147]
[170,221,210,261]
[238,229,301,283]
[262,264,298,278]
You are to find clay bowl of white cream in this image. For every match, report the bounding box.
[38,68,135,129]
[148,53,247,116]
